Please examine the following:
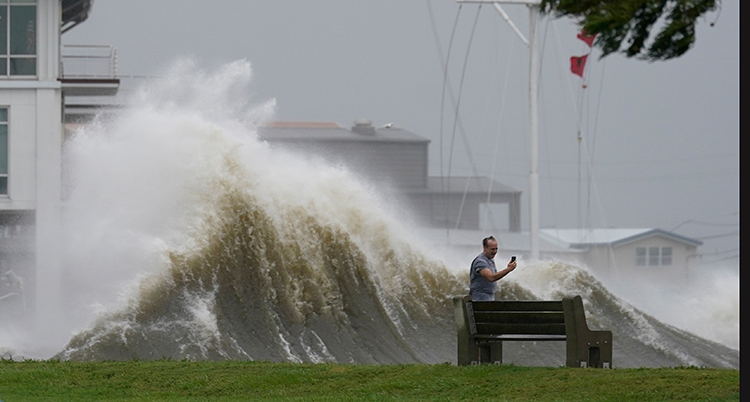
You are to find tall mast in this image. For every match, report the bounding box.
[527,5,540,260]
[456,0,541,260]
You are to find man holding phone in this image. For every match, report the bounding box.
[469,236,517,301]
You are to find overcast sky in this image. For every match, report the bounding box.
[61,0,739,266]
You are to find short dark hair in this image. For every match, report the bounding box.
[482,236,496,248]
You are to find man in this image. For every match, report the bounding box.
[469,236,517,301]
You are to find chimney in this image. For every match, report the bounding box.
[352,118,376,136]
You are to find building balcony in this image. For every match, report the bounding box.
[60,44,120,97]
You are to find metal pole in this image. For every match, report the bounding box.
[528,5,540,260]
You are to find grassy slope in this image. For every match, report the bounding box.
[0,360,740,401]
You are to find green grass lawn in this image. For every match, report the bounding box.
[0,360,739,401]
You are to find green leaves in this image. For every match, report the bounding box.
[539,0,720,61]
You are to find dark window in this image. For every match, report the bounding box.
[648,247,660,266]
[661,247,672,266]
[0,0,36,76]
[635,247,646,266]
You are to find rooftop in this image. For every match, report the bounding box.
[540,228,703,248]
[258,120,430,143]
[423,176,520,195]
[419,228,580,255]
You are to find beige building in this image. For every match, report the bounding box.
[541,228,702,280]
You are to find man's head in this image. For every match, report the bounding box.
[482,236,498,259]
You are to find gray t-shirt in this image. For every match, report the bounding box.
[469,253,497,296]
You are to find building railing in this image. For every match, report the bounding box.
[60,44,118,79]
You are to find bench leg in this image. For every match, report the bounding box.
[588,346,600,367]
[563,296,613,368]
[455,296,478,366]
[567,336,613,368]
[477,342,503,365]
[597,335,613,368]
[490,343,503,364]
[458,337,480,366]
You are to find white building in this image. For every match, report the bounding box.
[540,228,703,280]
[0,0,115,322]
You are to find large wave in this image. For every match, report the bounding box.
[20,60,738,368]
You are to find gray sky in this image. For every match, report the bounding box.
[61,0,739,266]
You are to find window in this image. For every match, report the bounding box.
[648,247,660,266]
[635,246,673,266]
[661,247,672,266]
[635,247,647,266]
[0,107,6,195]
[0,0,36,77]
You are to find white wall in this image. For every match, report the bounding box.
[0,89,37,208]
[0,0,61,209]
[0,0,64,323]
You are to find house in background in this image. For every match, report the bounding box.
[541,228,703,280]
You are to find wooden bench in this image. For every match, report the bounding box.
[453,295,612,368]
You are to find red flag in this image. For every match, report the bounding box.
[570,55,588,77]
[577,31,596,47]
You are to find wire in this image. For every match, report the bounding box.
[447,5,482,181]
[694,231,739,240]
[450,5,483,230]
[585,57,607,230]
[426,0,462,191]
[426,1,486,234]
[671,220,738,232]
[482,12,517,231]
[426,0,460,240]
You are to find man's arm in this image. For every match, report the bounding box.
[480,261,517,282]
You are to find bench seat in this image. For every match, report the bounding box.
[474,334,567,342]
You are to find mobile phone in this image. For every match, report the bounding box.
[510,256,516,262]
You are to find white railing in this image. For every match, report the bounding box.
[60,44,118,79]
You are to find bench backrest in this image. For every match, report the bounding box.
[467,300,566,336]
